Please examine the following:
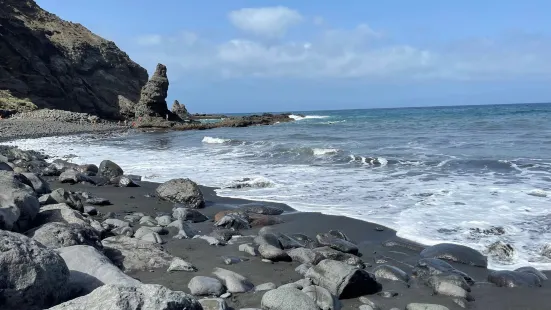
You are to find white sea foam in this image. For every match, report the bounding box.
[202,136,231,144]
[4,134,551,271]
[312,148,339,156]
[289,115,330,120]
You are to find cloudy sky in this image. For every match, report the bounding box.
[37,0,551,113]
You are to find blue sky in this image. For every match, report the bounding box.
[37,0,551,113]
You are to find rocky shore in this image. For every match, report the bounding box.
[0,144,549,310]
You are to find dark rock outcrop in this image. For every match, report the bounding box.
[171,100,190,119]
[0,0,148,118]
[135,64,175,119]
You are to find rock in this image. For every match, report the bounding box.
[302,285,342,310]
[0,161,13,171]
[102,235,174,272]
[56,245,141,295]
[239,243,259,256]
[238,203,284,215]
[172,206,208,222]
[212,267,254,293]
[135,64,173,118]
[155,215,173,226]
[171,99,190,119]
[211,229,241,242]
[104,218,131,229]
[215,213,251,230]
[48,284,202,310]
[359,297,380,310]
[156,178,205,208]
[287,247,324,265]
[372,265,410,283]
[188,276,225,296]
[141,232,164,244]
[316,233,359,254]
[222,255,249,265]
[34,203,90,227]
[312,246,364,267]
[119,175,139,187]
[167,219,197,239]
[26,222,102,250]
[140,215,158,226]
[98,160,124,180]
[488,270,542,287]
[0,230,70,310]
[290,233,321,248]
[427,274,473,300]
[406,303,450,310]
[413,258,474,285]
[167,257,197,272]
[0,170,40,231]
[84,205,97,215]
[248,213,285,227]
[486,241,516,262]
[420,243,488,267]
[255,232,283,248]
[22,172,50,194]
[86,196,111,206]
[39,193,58,205]
[328,229,350,241]
[255,282,277,291]
[199,298,229,310]
[515,266,548,281]
[78,164,99,175]
[305,259,381,298]
[49,188,84,211]
[295,263,313,276]
[135,226,160,239]
[124,213,144,223]
[259,243,292,261]
[195,235,226,245]
[112,226,134,237]
[0,0,148,119]
[261,287,319,310]
[59,169,88,184]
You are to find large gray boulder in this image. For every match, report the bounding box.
[22,172,51,195]
[102,235,174,272]
[49,188,84,211]
[26,222,102,250]
[302,285,341,310]
[212,267,254,293]
[57,245,141,295]
[261,287,319,310]
[34,203,91,227]
[305,259,381,298]
[98,160,124,180]
[372,265,410,283]
[0,171,40,231]
[488,270,542,287]
[173,206,208,222]
[0,230,70,310]
[156,178,205,208]
[48,284,202,310]
[420,243,488,267]
[188,276,225,296]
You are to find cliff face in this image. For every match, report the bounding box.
[0,0,149,119]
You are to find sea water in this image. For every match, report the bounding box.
[6,103,551,270]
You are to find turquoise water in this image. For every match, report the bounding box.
[8,103,551,269]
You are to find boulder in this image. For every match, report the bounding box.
[156,178,205,208]
[86,196,111,205]
[290,233,321,248]
[215,213,251,230]
[0,161,13,171]
[167,219,198,239]
[305,259,381,298]
[261,287,319,310]
[34,203,90,227]
[248,213,284,227]
[486,241,516,262]
[372,265,410,283]
[488,270,542,287]
[26,222,102,250]
[39,193,58,205]
[287,247,323,265]
[0,171,41,231]
[239,243,259,256]
[140,215,158,226]
[135,63,172,118]
[238,203,284,215]
[406,304,450,310]
[59,169,88,184]
[155,215,173,226]
[295,263,313,276]
[316,233,359,254]
[78,164,99,175]
[212,267,254,293]
[112,226,134,237]
[22,172,51,194]
[199,298,229,310]
[420,243,488,267]
[102,235,174,272]
[515,266,548,281]
[413,258,474,285]
[255,282,277,291]
[188,276,225,296]
[0,230,70,310]
[119,175,139,187]
[141,232,164,244]
[98,160,124,180]
[302,285,341,310]
[56,245,141,295]
[48,284,202,310]
[259,243,291,261]
[312,246,364,267]
[84,205,98,215]
[50,188,84,211]
[103,218,131,229]
[426,274,472,300]
[171,99,190,119]
[172,206,208,222]
[167,257,197,272]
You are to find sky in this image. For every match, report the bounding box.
[36,0,551,113]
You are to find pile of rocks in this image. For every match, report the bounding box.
[10,109,101,123]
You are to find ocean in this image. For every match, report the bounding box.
[6,103,551,270]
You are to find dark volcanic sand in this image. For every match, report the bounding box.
[51,180,551,310]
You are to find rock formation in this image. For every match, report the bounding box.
[171,100,190,119]
[135,64,175,119]
[0,0,148,118]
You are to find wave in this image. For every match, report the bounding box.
[289,114,330,121]
[348,155,389,166]
[202,136,231,144]
[224,177,275,189]
[312,148,340,156]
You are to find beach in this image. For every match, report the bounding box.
[1,124,551,310]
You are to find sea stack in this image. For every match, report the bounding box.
[171,100,190,119]
[135,64,172,118]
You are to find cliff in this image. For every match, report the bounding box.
[0,0,148,119]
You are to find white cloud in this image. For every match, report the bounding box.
[228,7,303,37]
[136,34,163,46]
[130,15,551,81]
